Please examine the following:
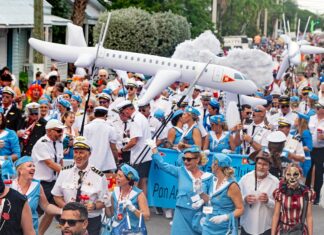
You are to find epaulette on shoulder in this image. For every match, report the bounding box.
[41,139,48,142]
[91,167,104,177]
[62,164,74,170]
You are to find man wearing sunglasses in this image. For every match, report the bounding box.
[298,86,312,113]
[269,95,298,130]
[234,105,270,155]
[125,79,139,107]
[60,202,89,235]
[18,102,47,156]
[32,119,65,234]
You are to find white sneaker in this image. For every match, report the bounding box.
[169,220,173,226]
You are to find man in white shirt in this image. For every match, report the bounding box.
[32,119,65,235]
[84,106,118,175]
[239,150,279,235]
[117,100,152,196]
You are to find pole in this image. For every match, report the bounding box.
[133,60,212,165]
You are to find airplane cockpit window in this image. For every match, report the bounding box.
[234,73,245,80]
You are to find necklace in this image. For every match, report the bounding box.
[116,186,133,221]
[215,177,228,190]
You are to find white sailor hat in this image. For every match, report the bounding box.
[94,106,109,113]
[97,93,111,101]
[2,86,15,96]
[126,79,138,88]
[267,131,287,143]
[277,117,292,127]
[116,100,133,112]
[26,102,40,109]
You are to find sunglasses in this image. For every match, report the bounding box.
[126,86,134,91]
[53,129,63,133]
[182,157,198,162]
[99,100,109,104]
[30,113,39,116]
[139,109,145,112]
[59,218,85,227]
[88,106,94,109]
[280,105,289,108]
[302,93,309,96]
[253,109,262,113]
[245,112,252,115]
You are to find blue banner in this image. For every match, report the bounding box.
[147,148,254,208]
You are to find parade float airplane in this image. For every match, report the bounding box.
[29,23,257,105]
[276,16,324,80]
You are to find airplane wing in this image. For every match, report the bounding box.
[276,55,289,80]
[138,70,181,105]
[300,45,324,54]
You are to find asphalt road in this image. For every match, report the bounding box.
[47,206,324,234]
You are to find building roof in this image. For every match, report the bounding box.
[0,0,70,28]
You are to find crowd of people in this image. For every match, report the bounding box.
[0,46,323,235]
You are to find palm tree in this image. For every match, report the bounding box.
[71,0,89,26]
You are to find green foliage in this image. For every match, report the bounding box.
[19,71,28,92]
[94,8,157,54]
[152,11,190,57]
[108,0,213,38]
[93,7,190,56]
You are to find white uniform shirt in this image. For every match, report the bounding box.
[32,135,64,182]
[241,121,270,154]
[285,134,305,158]
[51,164,108,218]
[309,115,324,148]
[269,110,298,129]
[129,111,152,164]
[239,171,279,234]
[84,118,117,171]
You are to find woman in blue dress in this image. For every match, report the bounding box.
[105,164,150,230]
[178,106,202,150]
[147,140,213,235]
[166,109,184,149]
[203,115,235,154]
[305,92,318,117]
[294,112,313,179]
[202,153,244,235]
[11,156,62,235]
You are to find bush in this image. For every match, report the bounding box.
[19,71,28,92]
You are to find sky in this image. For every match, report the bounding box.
[297,0,324,15]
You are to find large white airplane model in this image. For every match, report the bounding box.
[29,23,257,104]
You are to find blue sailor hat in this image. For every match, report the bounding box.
[209,98,220,109]
[184,106,200,116]
[71,95,82,103]
[118,88,128,97]
[120,164,140,182]
[39,99,49,105]
[183,145,201,154]
[14,156,33,168]
[255,91,264,98]
[172,110,183,120]
[212,153,232,167]
[210,114,225,124]
[297,112,310,122]
[58,98,71,109]
[154,109,165,120]
[103,88,113,95]
[290,96,300,103]
[308,92,318,101]
[64,90,73,97]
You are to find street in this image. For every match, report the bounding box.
[47,206,324,234]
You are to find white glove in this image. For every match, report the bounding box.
[221,149,231,154]
[146,138,157,150]
[124,199,136,212]
[209,214,229,224]
[103,192,112,207]
[203,149,210,156]
[192,199,204,209]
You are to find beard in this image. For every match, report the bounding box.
[256,171,267,178]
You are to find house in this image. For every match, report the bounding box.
[0,0,106,83]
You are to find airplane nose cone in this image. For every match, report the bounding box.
[218,79,257,95]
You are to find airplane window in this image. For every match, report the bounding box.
[186,65,189,69]
[155,60,159,64]
[205,69,208,72]
[137,57,140,61]
[131,56,134,60]
[180,65,183,68]
[125,56,128,59]
[149,59,152,63]
[143,58,146,62]
[112,54,116,58]
[168,62,171,66]
[162,62,165,65]
[106,53,109,57]
[192,66,195,70]
[234,73,243,80]
[174,64,177,67]
[119,55,122,58]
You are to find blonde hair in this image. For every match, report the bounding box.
[221,167,235,178]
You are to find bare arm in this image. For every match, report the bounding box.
[53,195,66,208]
[203,134,210,150]
[306,201,313,235]
[192,128,202,148]
[271,201,281,235]
[167,128,176,146]
[136,192,150,221]
[104,197,114,217]
[227,183,244,218]
[43,159,62,173]
[229,135,236,151]
[21,202,36,235]
[123,137,138,151]
[39,186,62,215]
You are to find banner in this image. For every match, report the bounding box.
[147,148,254,208]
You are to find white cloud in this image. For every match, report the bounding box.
[297,0,324,15]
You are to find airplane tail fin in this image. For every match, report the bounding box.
[66,23,87,47]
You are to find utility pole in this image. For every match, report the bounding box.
[32,0,44,63]
[212,0,217,32]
